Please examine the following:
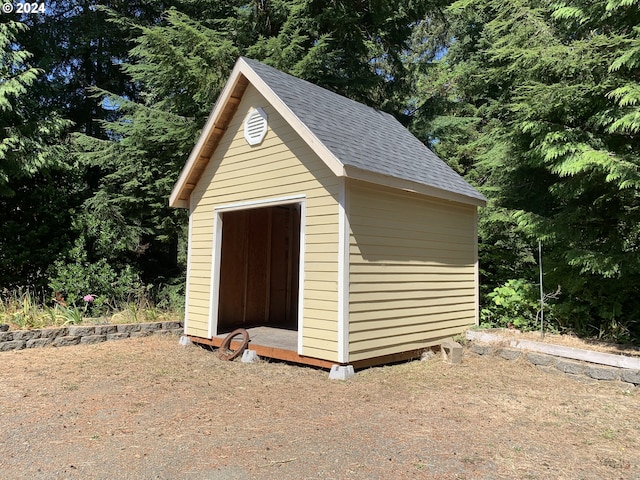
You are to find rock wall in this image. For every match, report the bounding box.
[0,322,183,352]
[470,343,640,387]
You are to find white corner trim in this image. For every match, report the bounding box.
[337,179,350,363]
[208,209,223,339]
[474,207,480,326]
[297,200,307,356]
[183,198,194,335]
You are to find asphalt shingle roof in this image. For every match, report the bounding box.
[242,57,485,203]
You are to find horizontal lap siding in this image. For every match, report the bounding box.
[348,182,478,362]
[187,85,339,361]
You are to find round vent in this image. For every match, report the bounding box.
[244,107,268,146]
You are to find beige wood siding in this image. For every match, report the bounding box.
[348,181,478,362]
[186,84,340,361]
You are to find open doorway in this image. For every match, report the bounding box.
[217,203,301,333]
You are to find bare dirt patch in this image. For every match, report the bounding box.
[1,335,638,479]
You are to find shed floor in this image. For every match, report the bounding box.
[188,326,428,370]
[188,326,335,369]
[216,326,298,351]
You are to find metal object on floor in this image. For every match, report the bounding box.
[218,328,250,361]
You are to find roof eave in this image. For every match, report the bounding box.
[169,62,249,208]
[169,56,485,209]
[344,166,487,207]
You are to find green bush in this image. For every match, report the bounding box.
[480,279,546,331]
[48,258,143,314]
[154,281,185,314]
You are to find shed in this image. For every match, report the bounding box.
[170,57,486,369]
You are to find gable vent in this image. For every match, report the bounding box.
[244,107,268,146]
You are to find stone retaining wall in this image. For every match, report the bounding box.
[0,321,183,352]
[470,343,640,387]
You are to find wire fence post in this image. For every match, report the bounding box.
[539,240,544,340]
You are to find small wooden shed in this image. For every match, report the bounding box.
[170,57,486,368]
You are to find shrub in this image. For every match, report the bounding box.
[480,279,548,331]
[48,258,143,314]
[154,281,185,314]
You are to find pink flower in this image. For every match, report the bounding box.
[83,294,95,303]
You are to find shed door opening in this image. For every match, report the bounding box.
[217,204,300,332]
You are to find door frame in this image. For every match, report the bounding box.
[209,194,306,355]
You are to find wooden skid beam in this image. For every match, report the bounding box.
[188,336,427,371]
[188,335,335,369]
[350,348,426,370]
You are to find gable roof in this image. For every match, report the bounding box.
[170,57,486,208]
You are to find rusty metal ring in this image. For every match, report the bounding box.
[218,328,250,361]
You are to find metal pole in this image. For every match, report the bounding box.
[539,240,544,340]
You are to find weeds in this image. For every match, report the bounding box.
[0,288,183,331]
[1,289,45,329]
[62,307,83,325]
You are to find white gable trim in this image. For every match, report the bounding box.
[170,57,486,210]
[170,58,346,208]
[169,63,247,208]
[238,58,345,178]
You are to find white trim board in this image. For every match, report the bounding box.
[473,208,479,327]
[208,209,223,339]
[183,197,194,335]
[466,330,640,370]
[214,194,306,212]
[337,178,350,363]
[296,200,306,356]
[343,166,486,207]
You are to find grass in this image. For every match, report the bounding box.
[0,289,182,331]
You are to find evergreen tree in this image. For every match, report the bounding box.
[3,2,170,294]
[413,0,640,341]
[19,1,167,137]
[0,20,73,289]
[0,20,67,194]
[70,0,443,289]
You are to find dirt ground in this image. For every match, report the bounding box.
[1,335,638,480]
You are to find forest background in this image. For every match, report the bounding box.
[1,0,639,343]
